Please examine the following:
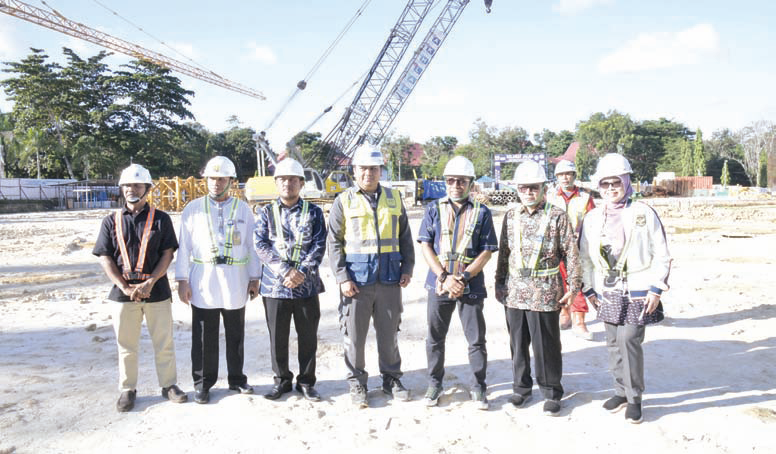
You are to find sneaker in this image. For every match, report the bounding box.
[424,386,443,407]
[625,403,643,424]
[161,384,188,403]
[508,393,532,408]
[350,384,368,408]
[543,399,561,416]
[602,395,628,413]
[470,388,489,411]
[382,378,411,401]
[116,390,136,412]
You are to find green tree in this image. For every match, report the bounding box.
[575,111,635,179]
[631,118,690,181]
[758,150,768,187]
[721,160,730,187]
[534,129,575,158]
[693,128,705,176]
[680,139,693,176]
[421,135,458,177]
[380,134,414,180]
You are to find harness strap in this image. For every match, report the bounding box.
[511,203,553,276]
[272,199,310,266]
[114,207,156,280]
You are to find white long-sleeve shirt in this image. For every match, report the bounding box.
[175,196,260,310]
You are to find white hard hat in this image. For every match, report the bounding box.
[514,160,547,185]
[443,156,476,178]
[554,159,576,175]
[118,164,153,185]
[351,144,385,166]
[592,153,632,185]
[274,158,305,179]
[202,156,237,178]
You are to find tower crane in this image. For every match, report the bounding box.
[0,0,266,100]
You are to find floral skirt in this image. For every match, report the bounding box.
[598,287,663,326]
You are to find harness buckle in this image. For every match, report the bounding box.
[213,256,228,265]
[518,268,533,278]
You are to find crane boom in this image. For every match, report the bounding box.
[321,0,435,159]
[0,0,266,100]
[357,0,470,150]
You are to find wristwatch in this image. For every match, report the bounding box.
[462,271,472,282]
[437,270,449,283]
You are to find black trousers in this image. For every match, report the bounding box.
[191,305,247,391]
[426,290,487,389]
[263,295,320,386]
[504,307,563,400]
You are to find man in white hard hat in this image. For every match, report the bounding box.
[579,153,670,424]
[494,160,581,417]
[327,143,415,408]
[417,156,498,410]
[93,163,187,412]
[548,159,595,339]
[175,156,260,404]
[254,158,327,402]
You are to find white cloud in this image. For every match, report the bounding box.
[598,23,721,74]
[246,42,277,65]
[552,0,613,15]
[0,19,20,59]
[167,41,198,60]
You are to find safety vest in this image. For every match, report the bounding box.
[271,199,309,267]
[192,197,249,266]
[437,198,481,273]
[511,203,560,278]
[341,186,403,284]
[547,187,591,231]
[114,206,155,281]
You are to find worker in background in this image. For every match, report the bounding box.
[327,144,415,408]
[93,164,187,412]
[579,153,671,424]
[254,158,326,402]
[547,159,595,340]
[417,156,498,410]
[175,156,260,404]
[494,160,580,417]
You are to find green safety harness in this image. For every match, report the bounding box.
[192,196,248,266]
[511,203,560,278]
[271,199,310,267]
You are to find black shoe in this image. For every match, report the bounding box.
[602,395,628,413]
[625,403,643,424]
[162,384,188,403]
[508,393,532,408]
[296,384,321,402]
[194,389,209,404]
[350,383,368,408]
[263,383,292,400]
[543,399,561,416]
[229,383,254,395]
[381,377,411,401]
[116,390,136,412]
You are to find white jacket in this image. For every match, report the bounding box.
[579,200,671,296]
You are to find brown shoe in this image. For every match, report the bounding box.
[162,384,188,403]
[559,308,572,330]
[117,390,136,412]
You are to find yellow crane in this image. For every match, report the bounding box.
[0,0,266,100]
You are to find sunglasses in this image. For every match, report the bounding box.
[599,180,623,189]
[517,184,542,193]
[445,177,471,187]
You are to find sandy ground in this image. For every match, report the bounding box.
[1,199,775,454]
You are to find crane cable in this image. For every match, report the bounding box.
[264,0,374,132]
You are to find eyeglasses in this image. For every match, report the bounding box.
[517,184,542,193]
[445,177,471,187]
[599,180,623,189]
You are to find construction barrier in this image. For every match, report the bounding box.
[147,177,244,212]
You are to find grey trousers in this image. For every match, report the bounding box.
[604,322,646,404]
[339,282,403,387]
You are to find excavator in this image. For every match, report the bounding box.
[244,0,493,206]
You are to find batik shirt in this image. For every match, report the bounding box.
[494,201,581,311]
[254,198,326,299]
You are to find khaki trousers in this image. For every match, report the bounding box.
[111,299,177,391]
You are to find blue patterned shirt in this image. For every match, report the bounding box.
[254,198,326,299]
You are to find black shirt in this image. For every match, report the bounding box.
[92,204,178,302]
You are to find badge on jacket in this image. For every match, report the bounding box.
[635,214,646,227]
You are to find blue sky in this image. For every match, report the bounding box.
[2,0,775,148]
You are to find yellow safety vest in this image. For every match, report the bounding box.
[342,187,402,256]
[548,188,591,231]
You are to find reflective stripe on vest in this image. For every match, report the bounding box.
[342,187,402,256]
[114,207,156,280]
[548,188,590,231]
[437,198,481,270]
[594,200,649,278]
[511,203,560,278]
[192,197,248,266]
[271,199,309,266]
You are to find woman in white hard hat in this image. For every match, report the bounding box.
[578,153,671,424]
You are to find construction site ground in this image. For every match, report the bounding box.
[1,197,775,454]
